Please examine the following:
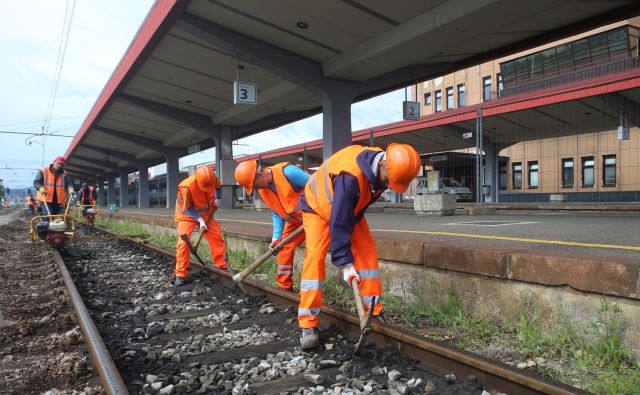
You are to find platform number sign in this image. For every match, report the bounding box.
[234,81,257,105]
[403,101,420,120]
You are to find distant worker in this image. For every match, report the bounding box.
[34,156,74,215]
[235,160,309,292]
[78,183,95,216]
[174,166,227,286]
[297,144,420,349]
[26,193,36,215]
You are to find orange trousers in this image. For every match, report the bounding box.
[175,219,227,278]
[298,212,382,329]
[276,220,306,291]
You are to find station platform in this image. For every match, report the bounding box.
[101,207,640,300]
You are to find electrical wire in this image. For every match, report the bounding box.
[0,130,74,137]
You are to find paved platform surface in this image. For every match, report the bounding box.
[112,207,639,260]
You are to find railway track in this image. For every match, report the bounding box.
[50,224,585,395]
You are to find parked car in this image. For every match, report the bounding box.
[415,177,472,201]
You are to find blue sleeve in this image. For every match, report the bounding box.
[271,210,285,239]
[329,173,359,267]
[186,207,201,221]
[283,164,310,192]
[215,188,221,200]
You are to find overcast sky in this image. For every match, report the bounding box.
[0,0,404,190]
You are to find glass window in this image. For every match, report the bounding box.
[457,84,465,107]
[603,155,616,186]
[446,87,454,110]
[556,44,573,71]
[435,90,442,112]
[497,73,504,97]
[529,53,543,79]
[512,163,522,189]
[501,62,515,85]
[582,156,595,187]
[572,38,590,68]
[608,28,628,55]
[499,164,507,190]
[590,33,608,60]
[482,76,492,101]
[514,57,529,82]
[528,161,539,188]
[541,48,557,75]
[424,92,432,105]
[562,158,574,188]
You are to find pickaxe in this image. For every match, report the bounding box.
[232,226,304,292]
[351,280,379,355]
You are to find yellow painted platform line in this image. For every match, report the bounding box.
[372,229,640,251]
[217,217,640,251]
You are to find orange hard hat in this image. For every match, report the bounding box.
[195,166,216,192]
[385,143,421,193]
[235,160,258,194]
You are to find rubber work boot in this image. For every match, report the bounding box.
[174,276,187,286]
[373,314,385,324]
[300,328,320,350]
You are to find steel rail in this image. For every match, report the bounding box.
[95,225,588,395]
[52,249,129,395]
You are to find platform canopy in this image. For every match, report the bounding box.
[64,0,639,177]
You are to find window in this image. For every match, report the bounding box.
[446,87,454,110]
[512,163,522,189]
[424,92,432,105]
[556,44,573,70]
[602,155,616,186]
[435,90,442,112]
[497,73,504,97]
[582,156,595,187]
[562,158,574,187]
[499,163,507,190]
[482,77,492,101]
[457,84,465,107]
[528,161,539,188]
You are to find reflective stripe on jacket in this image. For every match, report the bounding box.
[40,166,67,204]
[174,175,219,223]
[304,145,383,221]
[258,162,305,222]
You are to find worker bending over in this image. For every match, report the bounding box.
[78,183,95,216]
[34,156,74,215]
[174,166,227,286]
[298,144,420,349]
[26,194,36,215]
[235,160,309,292]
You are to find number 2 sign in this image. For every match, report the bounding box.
[234,81,257,105]
[403,101,420,120]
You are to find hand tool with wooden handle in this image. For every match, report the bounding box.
[232,226,304,289]
[351,279,378,355]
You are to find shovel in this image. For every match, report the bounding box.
[351,279,378,355]
[232,226,304,291]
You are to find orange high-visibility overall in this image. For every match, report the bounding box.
[174,174,226,277]
[79,189,94,205]
[39,166,67,204]
[257,162,306,291]
[298,145,384,329]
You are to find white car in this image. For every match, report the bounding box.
[416,177,472,201]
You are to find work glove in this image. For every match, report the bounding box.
[197,217,208,231]
[342,264,360,286]
[269,237,282,253]
[68,187,75,194]
[39,187,47,196]
[214,198,221,209]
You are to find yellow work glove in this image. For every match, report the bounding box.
[38,186,47,196]
[68,186,75,194]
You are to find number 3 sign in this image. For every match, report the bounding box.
[234,81,257,104]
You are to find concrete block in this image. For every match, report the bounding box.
[464,207,496,215]
[413,194,456,216]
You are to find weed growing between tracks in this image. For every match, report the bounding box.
[95,216,640,395]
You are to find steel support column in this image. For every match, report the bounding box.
[165,153,180,209]
[119,170,129,208]
[138,165,150,208]
[107,176,116,207]
[321,91,354,159]
[214,126,235,210]
[96,177,106,206]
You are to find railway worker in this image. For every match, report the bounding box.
[297,143,420,350]
[234,160,309,292]
[174,166,227,286]
[26,193,36,215]
[33,156,74,216]
[78,183,95,216]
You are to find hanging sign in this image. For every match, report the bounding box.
[462,132,473,139]
[188,143,201,154]
[403,101,420,120]
[234,81,257,105]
